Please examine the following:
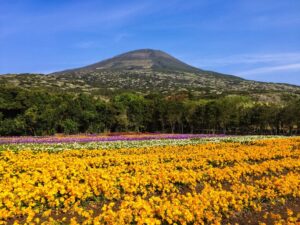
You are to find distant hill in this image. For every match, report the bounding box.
[1,49,300,100]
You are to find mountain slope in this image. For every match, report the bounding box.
[54,49,204,73]
[1,49,300,100]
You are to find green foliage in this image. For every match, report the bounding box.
[60,119,79,134]
[0,87,300,136]
[113,93,149,132]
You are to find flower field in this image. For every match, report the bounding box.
[0,136,300,224]
[0,135,281,153]
[0,134,225,144]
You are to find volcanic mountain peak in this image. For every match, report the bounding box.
[2,49,300,99]
[60,49,201,73]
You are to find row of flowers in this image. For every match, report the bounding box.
[0,134,226,144]
[0,135,282,152]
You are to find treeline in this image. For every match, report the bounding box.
[0,87,300,136]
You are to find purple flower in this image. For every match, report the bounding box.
[0,134,226,144]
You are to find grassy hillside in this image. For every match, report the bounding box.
[1,49,300,101]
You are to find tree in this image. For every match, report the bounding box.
[183,101,197,133]
[24,106,39,135]
[113,93,148,132]
[165,100,183,133]
[217,96,250,134]
[204,101,220,134]
[0,86,300,136]
[61,119,79,134]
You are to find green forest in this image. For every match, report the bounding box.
[0,87,299,136]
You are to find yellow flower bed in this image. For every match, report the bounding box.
[0,138,300,224]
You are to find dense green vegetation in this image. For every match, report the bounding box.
[0,87,299,136]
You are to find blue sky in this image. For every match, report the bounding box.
[1,0,300,85]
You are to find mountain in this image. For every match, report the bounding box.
[1,49,300,100]
[56,49,202,73]
[52,49,242,80]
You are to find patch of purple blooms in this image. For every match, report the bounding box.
[0,134,226,144]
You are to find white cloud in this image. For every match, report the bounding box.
[238,63,300,75]
[194,52,300,67]
[186,52,300,83]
